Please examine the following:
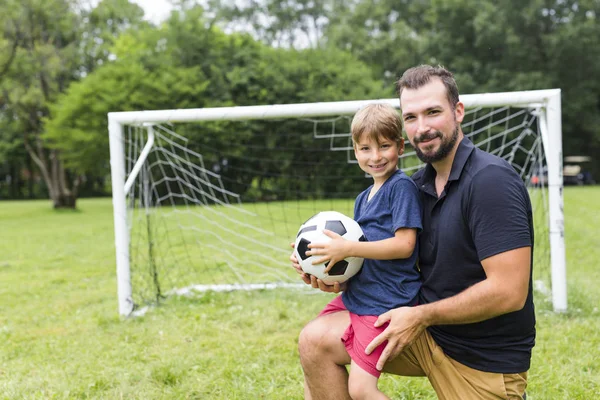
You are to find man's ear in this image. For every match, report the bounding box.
[455,101,465,124]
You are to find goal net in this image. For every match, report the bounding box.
[108,90,566,316]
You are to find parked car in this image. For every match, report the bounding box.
[563,156,595,185]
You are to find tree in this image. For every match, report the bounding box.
[206,0,332,48]
[0,0,82,207]
[78,0,147,75]
[0,0,147,207]
[323,0,600,175]
[45,4,386,201]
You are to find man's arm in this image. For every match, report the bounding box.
[366,246,531,371]
[421,246,531,324]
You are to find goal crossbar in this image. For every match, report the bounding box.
[108,90,559,125]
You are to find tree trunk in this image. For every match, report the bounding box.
[24,136,79,209]
[27,156,35,199]
[54,191,77,208]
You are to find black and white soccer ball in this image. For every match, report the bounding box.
[294,211,365,284]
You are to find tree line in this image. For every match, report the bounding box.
[1,0,598,207]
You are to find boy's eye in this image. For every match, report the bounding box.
[360,146,369,151]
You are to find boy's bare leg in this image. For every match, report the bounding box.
[298,310,352,400]
[347,361,390,400]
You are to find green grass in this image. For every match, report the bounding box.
[0,188,598,399]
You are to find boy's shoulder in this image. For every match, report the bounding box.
[390,169,421,189]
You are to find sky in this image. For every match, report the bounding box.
[130,0,174,24]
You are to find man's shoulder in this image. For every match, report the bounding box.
[465,148,521,182]
[463,149,530,209]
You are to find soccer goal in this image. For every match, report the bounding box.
[108,89,566,316]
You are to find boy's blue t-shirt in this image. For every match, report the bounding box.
[342,169,422,316]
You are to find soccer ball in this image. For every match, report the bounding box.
[294,211,365,284]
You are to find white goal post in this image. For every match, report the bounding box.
[108,89,566,316]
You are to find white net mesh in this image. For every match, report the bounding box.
[122,105,551,311]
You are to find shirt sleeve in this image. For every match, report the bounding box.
[390,177,423,233]
[466,164,532,261]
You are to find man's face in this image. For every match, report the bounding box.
[400,78,464,164]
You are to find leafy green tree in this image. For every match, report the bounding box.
[46,4,386,202]
[0,0,81,207]
[0,0,147,206]
[324,0,600,175]
[79,0,148,75]
[412,0,600,172]
[207,0,332,48]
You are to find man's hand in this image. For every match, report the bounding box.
[308,275,346,293]
[365,306,428,371]
[289,242,311,285]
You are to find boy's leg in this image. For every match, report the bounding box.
[347,361,390,400]
[298,309,352,400]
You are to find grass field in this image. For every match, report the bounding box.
[0,187,599,399]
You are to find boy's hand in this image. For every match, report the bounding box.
[307,229,351,273]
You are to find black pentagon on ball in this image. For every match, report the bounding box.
[297,224,317,238]
[325,220,346,236]
[326,260,349,276]
[297,238,311,260]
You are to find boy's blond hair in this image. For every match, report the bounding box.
[351,103,403,146]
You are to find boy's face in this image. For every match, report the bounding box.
[354,134,404,184]
[400,78,465,164]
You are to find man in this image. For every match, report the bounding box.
[292,65,535,400]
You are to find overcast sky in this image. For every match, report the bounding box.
[130,0,174,24]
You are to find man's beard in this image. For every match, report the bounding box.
[413,125,460,164]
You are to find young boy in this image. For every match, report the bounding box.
[292,103,422,399]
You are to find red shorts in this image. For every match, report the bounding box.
[319,295,389,378]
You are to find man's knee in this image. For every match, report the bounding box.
[299,312,350,366]
[298,322,322,363]
[298,319,334,363]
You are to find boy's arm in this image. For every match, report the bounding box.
[308,227,417,273]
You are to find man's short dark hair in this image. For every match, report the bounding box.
[396,65,460,109]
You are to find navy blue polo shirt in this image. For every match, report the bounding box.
[411,137,536,373]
